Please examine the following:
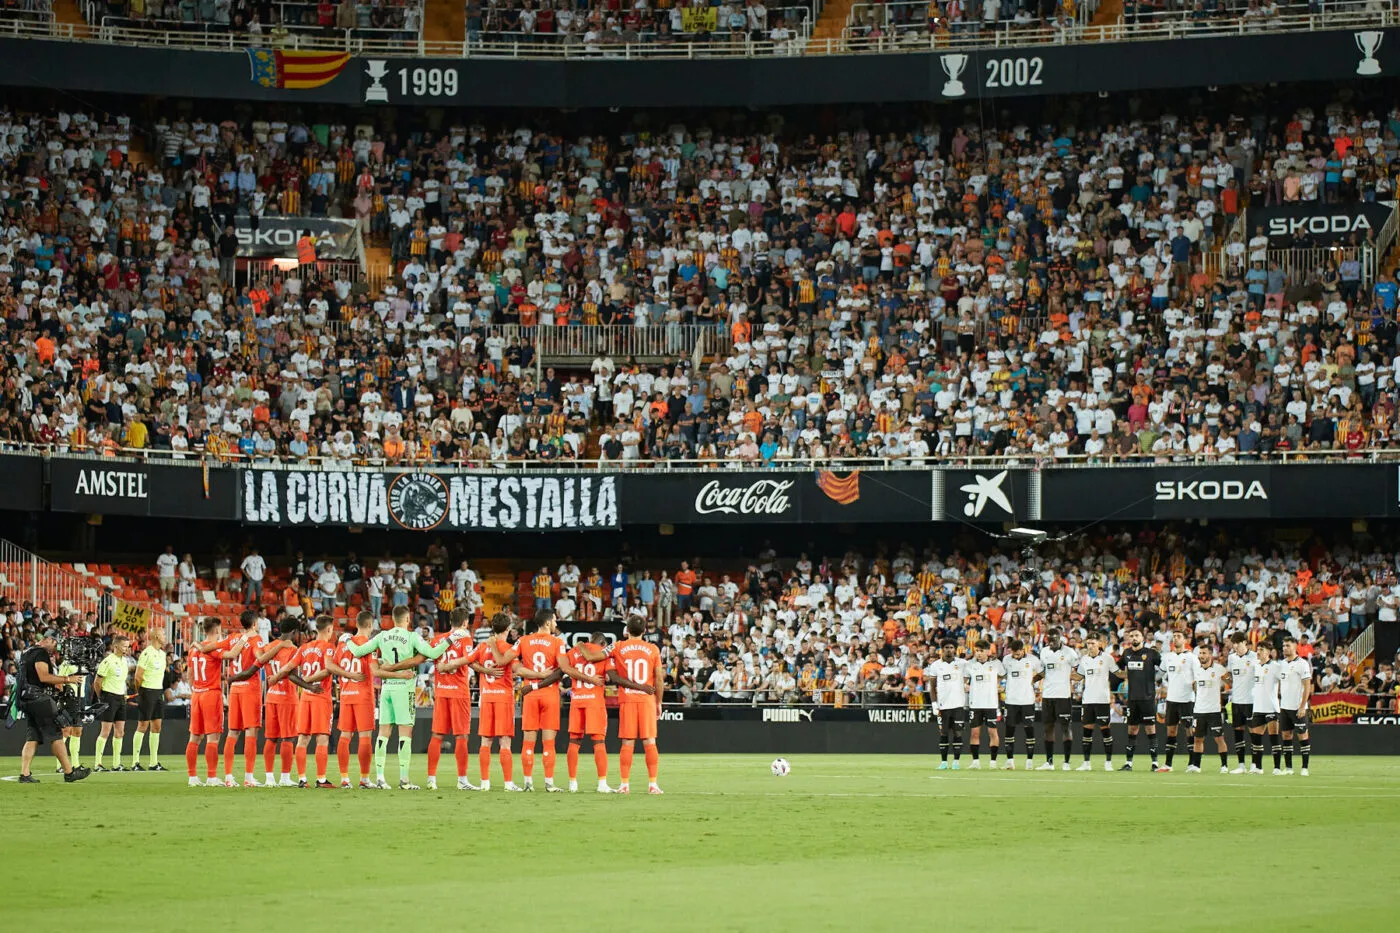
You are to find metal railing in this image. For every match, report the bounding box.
[0,3,1392,58]
[0,537,178,648]
[479,323,734,362]
[19,443,1400,472]
[1266,244,1377,287]
[1348,623,1376,679]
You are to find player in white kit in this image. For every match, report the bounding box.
[926,641,968,770]
[1073,633,1119,771]
[1188,644,1230,773]
[1278,636,1313,776]
[1036,629,1079,771]
[964,640,1004,769]
[1158,633,1199,772]
[1248,642,1285,774]
[1225,633,1256,773]
[1001,639,1041,770]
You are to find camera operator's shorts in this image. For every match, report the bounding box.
[190,691,223,736]
[228,690,261,730]
[265,701,296,739]
[22,694,62,745]
[295,696,332,736]
[99,691,126,724]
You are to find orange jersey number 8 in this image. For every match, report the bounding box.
[531,651,550,673]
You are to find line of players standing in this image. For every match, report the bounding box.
[923,627,1316,775]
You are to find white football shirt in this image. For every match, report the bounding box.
[1038,646,1079,699]
[1251,658,1282,713]
[1227,650,1256,704]
[1076,652,1119,704]
[965,658,1004,710]
[1279,656,1312,711]
[1002,654,1042,706]
[926,658,968,709]
[1192,663,1227,714]
[1163,650,1199,703]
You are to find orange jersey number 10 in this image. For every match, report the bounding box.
[624,658,650,685]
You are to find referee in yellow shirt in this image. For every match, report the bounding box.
[92,635,131,772]
[131,629,169,771]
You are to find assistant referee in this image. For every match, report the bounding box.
[130,629,169,771]
[92,635,131,772]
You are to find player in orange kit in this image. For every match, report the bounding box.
[564,630,655,793]
[469,611,522,792]
[424,608,479,791]
[326,611,381,789]
[223,610,288,787]
[185,618,248,787]
[286,615,337,789]
[613,618,665,794]
[500,609,575,792]
[262,617,303,787]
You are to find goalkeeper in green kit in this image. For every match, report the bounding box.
[349,606,448,789]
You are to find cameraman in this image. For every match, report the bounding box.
[18,631,91,783]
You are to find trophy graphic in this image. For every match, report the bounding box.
[1356,31,1383,76]
[364,60,390,103]
[940,54,969,98]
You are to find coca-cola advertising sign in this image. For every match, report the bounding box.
[693,479,794,517]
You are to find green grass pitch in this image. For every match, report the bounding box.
[2,754,1398,932]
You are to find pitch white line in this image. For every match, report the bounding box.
[689,790,1400,800]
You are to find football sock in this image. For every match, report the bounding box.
[522,746,534,779]
[148,733,160,767]
[69,734,82,768]
[204,743,218,778]
[592,741,608,780]
[1301,742,1310,769]
[1219,751,1229,769]
[498,748,513,783]
[620,744,634,782]
[95,736,108,767]
[1024,728,1036,761]
[1061,739,1072,764]
[1081,739,1092,762]
[112,737,123,770]
[315,745,328,781]
[1235,729,1247,764]
[427,737,442,778]
[374,736,388,778]
[130,731,145,767]
[939,739,949,762]
[1272,737,1282,769]
[1189,751,1200,768]
[244,735,257,778]
[971,745,980,762]
[1251,734,1263,769]
[567,742,580,780]
[953,739,962,763]
[397,738,411,781]
[479,745,491,781]
[337,736,351,779]
[1166,746,1175,768]
[185,741,198,777]
[542,745,556,780]
[295,745,308,780]
[357,736,372,778]
[454,741,469,778]
[989,745,999,763]
[280,741,293,775]
[223,736,238,777]
[1146,730,1158,763]
[1125,733,1136,764]
[263,740,276,775]
[1285,745,1293,769]
[1103,738,1113,762]
[644,744,659,781]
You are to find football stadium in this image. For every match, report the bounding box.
[2,1,1400,929]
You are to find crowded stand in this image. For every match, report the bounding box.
[82,0,423,43]
[2,528,1399,718]
[4,93,1400,466]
